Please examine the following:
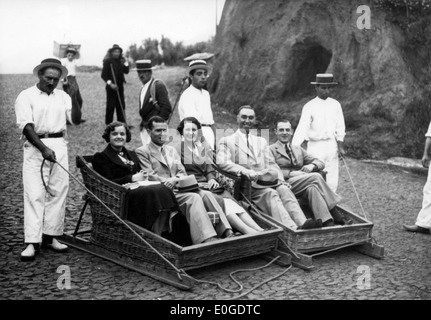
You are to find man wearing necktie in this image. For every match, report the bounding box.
[217,105,322,230]
[270,120,352,226]
[135,116,234,243]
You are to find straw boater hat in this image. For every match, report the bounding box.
[33,58,68,77]
[310,73,338,85]
[132,59,154,71]
[177,175,200,193]
[251,169,282,189]
[188,60,209,74]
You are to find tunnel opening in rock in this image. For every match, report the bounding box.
[284,42,333,99]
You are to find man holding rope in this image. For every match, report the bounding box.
[15,58,74,261]
[101,44,130,125]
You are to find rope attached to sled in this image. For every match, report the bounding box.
[193,255,290,298]
[340,156,368,221]
[51,160,186,279]
[40,159,56,197]
[53,159,291,295]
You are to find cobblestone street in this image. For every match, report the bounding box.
[1,74,430,301]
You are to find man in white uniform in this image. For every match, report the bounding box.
[15,58,74,261]
[178,60,215,149]
[403,121,431,235]
[292,73,346,192]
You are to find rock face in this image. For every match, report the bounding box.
[208,0,431,158]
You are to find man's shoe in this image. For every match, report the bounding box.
[20,244,36,262]
[43,238,69,253]
[300,218,323,230]
[223,229,235,238]
[323,219,335,227]
[330,207,345,224]
[403,224,430,234]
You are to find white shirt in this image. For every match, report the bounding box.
[178,85,214,125]
[140,78,152,108]
[15,85,72,138]
[292,96,345,146]
[61,58,77,76]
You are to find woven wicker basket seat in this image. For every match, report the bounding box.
[61,156,287,289]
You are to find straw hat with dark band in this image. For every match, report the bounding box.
[33,58,68,77]
[132,59,154,71]
[251,169,282,189]
[310,73,338,85]
[176,175,200,193]
[188,60,209,74]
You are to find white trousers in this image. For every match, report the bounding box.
[23,138,69,243]
[307,139,339,193]
[416,165,431,228]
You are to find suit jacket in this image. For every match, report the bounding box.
[101,57,129,88]
[216,130,284,181]
[92,144,141,185]
[135,142,187,182]
[269,140,325,180]
[139,79,172,130]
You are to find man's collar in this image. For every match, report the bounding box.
[35,84,55,95]
[142,77,153,86]
[150,140,164,151]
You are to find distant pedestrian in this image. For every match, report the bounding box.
[61,47,84,124]
[292,73,346,193]
[101,44,130,125]
[15,58,73,261]
[178,60,215,149]
[134,60,172,145]
[403,121,431,235]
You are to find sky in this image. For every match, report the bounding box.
[0,0,225,74]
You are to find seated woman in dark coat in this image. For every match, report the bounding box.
[92,121,190,245]
[176,117,264,235]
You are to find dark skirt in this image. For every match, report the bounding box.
[126,184,192,246]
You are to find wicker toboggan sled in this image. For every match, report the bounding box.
[60,156,290,290]
[214,166,384,271]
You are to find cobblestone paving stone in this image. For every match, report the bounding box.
[1,74,430,300]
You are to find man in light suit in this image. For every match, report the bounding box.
[135,116,234,244]
[270,120,352,226]
[134,60,172,145]
[216,105,322,230]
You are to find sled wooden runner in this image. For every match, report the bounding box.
[61,156,290,290]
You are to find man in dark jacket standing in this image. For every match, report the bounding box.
[101,44,130,125]
[134,59,172,145]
